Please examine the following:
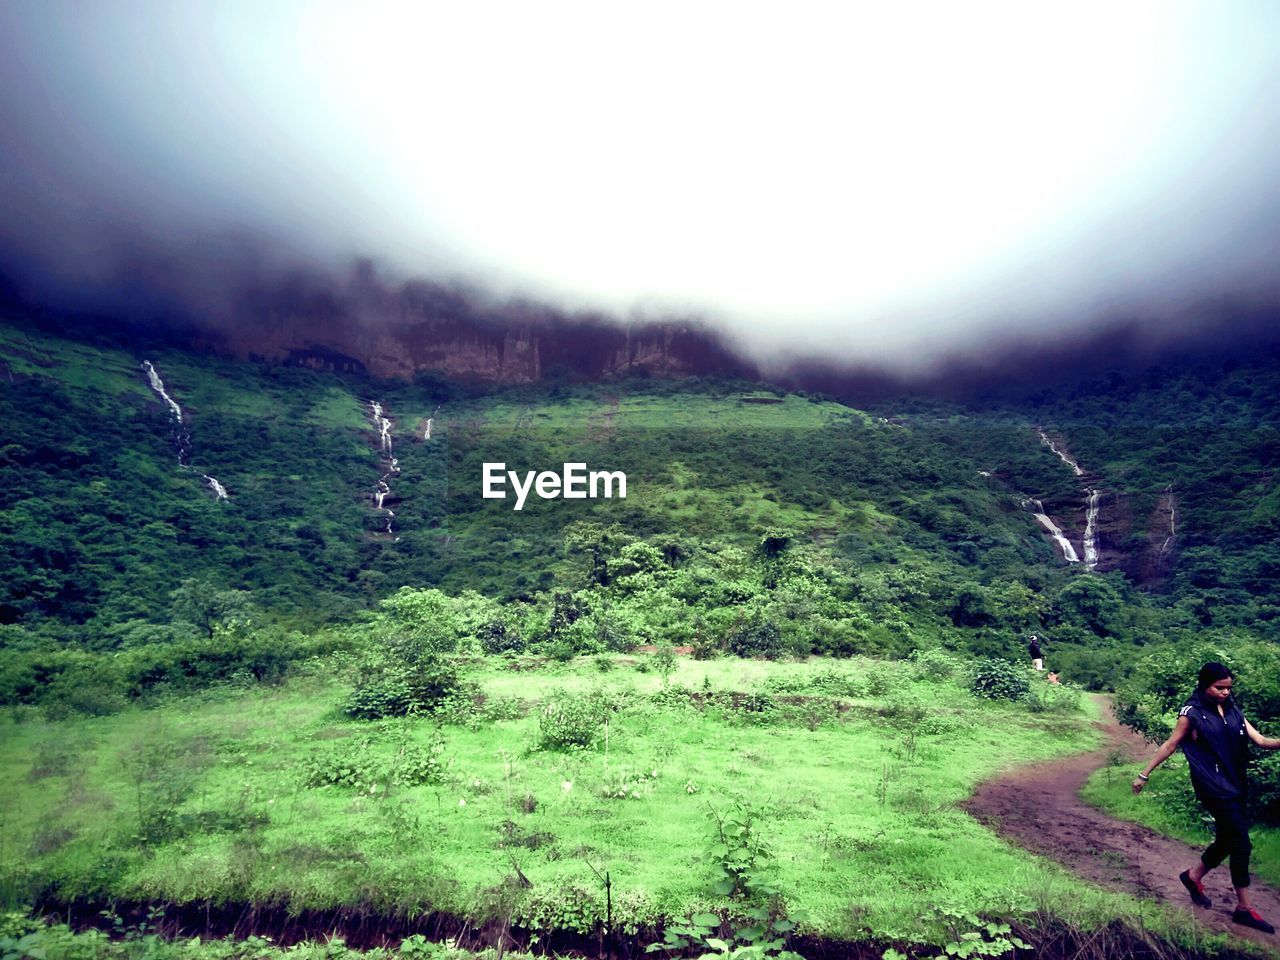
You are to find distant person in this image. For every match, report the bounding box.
[1027,634,1044,671]
[1133,662,1280,934]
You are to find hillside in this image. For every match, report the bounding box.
[1,318,1277,691]
[4,317,1280,960]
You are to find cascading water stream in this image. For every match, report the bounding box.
[1082,489,1100,568]
[1159,483,1177,560]
[1038,429,1098,569]
[423,405,441,441]
[143,361,184,425]
[1021,497,1080,563]
[368,401,399,538]
[203,476,229,500]
[1039,432,1082,477]
[141,361,228,501]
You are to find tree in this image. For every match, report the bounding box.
[563,522,629,586]
[169,579,251,638]
[1050,575,1124,637]
[379,587,462,657]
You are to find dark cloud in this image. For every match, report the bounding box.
[3,1,1280,391]
[778,301,1280,404]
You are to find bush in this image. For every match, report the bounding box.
[380,587,464,655]
[343,656,461,720]
[910,647,964,681]
[536,690,613,750]
[343,667,415,720]
[726,617,782,660]
[1026,681,1084,715]
[1252,751,1280,823]
[121,632,298,696]
[807,616,862,657]
[0,630,336,717]
[477,619,525,655]
[303,726,446,790]
[916,713,961,736]
[969,659,1030,701]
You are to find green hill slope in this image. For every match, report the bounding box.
[2,319,1277,690]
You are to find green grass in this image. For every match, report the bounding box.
[0,322,374,431]
[0,324,152,398]
[0,654,1184,948]
[308,388,372,432]
[462,393,864,435]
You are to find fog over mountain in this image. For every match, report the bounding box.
[3,1,1280,384]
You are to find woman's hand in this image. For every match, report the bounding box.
[1133,715,1191,795]
[1245,719,1280,750]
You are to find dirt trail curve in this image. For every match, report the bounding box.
[964,694,1280,949]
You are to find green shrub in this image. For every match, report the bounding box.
[477,619,525,655]
[399,657,462,712]
[544,637,579,662]
[536,690,613,750]
[916,713,961,736]
[726,618,782,660]
[343,656,462,720]
[654,643,677,684]
[380,587,465,655]
[910,647,964,681]
[343,666,416,720]
[691,633,721,660]
[121,633,298,697]
[1025,682,1083,715]
[968,659,1030,701]
[303,726,447,790]
[1252,751,1280,823]
[430,679,488,727]
[807,616,861,657]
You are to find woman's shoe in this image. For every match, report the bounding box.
[1179,870,1212,908]
[1232,909,1275,934]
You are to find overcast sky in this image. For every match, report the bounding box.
[2,1,1279,368]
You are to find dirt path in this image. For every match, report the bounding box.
[964,694,1280,949]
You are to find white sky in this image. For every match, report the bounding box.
[3,1,1280,365]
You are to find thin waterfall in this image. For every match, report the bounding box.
[1021,497,1080,563]
[1159,483,1177,561]
[1037,429,1098,569]
[1082,489,1100,568]
[423,404,441,441]
[141,361,228,500]
[1039,431,1083,476]
[368,400,399,538]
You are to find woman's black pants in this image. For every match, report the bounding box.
[1201,798,1252,888]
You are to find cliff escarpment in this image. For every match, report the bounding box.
[189,278,758,383]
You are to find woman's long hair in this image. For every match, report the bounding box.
[1197,661,1234,692]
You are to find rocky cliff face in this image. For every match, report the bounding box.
[1044,486,1180,589]
[191,277,756,383]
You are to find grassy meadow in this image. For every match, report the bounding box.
[1,652,1176,950]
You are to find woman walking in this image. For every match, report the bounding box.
[1133,662,1280,933]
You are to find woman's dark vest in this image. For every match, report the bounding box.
[1179,691,1250,802]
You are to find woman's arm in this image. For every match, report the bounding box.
[1245,719,1280,750]
[1132,714,1191,793]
